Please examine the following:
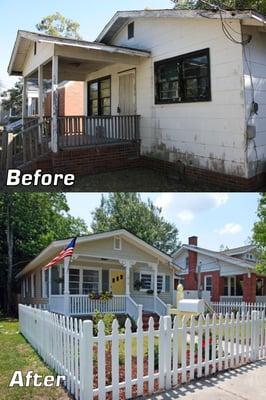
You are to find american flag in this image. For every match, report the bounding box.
[43,238,77,270]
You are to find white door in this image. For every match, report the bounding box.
[119,71,136,115]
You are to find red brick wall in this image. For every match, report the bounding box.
[22,142,140,176]
[243,273,257,302]
[184,237,198,290]
[44,82,84,117]
[183,270,222,301]
[140,156,266,191]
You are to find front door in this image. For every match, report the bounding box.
[118,70,136,115]
[110,270,125,295]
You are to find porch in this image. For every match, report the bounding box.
[219,274,266,303]
[5,31,150,169]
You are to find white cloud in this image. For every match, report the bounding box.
[215,223,242,235]
[153,193,229,224]
[155,193,174,209]
[177,210,195,223]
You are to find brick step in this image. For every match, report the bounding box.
[142,313,160,330]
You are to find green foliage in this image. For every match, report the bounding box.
[36,12,82,39]
[91,193,180,255]
[1,80,23,116]
[93,311,116,335]
[253,193,266,273]
[171,0,266,14]
[0,193,88,311]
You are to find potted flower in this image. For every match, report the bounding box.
[146,289,154,295]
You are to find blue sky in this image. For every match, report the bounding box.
[65,193,259,250]
[0,0,172,89]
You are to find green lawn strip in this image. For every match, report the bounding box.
[0,319,70,400]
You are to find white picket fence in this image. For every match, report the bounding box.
[212,302,266,316]
[19,304,266,400]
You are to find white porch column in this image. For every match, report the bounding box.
[38,64,44,140]
[51,55,59,153]
[120,260,134,296]
[64,256,71,316]
[150,263,158,296]
[22,77,27,125]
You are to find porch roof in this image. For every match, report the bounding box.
[16,229,176,279]
[97,9,266,44]
[8,30,151,78]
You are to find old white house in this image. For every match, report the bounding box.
[7,9,266,188]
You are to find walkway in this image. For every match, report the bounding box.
[146,360,266,400]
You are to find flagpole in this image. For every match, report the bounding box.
[64,256,71,316]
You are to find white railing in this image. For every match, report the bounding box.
[125,295,143,322]
[70,295,126,315]
[220,296,243,302]
[256,296,266,303]
[49,295,64,314]
[155,296,168,316]
[212,301,266,315]
[19,304,266,400]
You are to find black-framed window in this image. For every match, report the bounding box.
[128,22,134,39]
[154,48,211,104]
[88,76,111,116]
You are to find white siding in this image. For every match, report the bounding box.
[110,17,246,177]
[23,41,54,77]
[242,26,266,177]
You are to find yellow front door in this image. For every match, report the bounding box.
[110,270,125,295]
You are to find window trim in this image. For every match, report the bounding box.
[204,275,213,293]
[87,75,111,116]
[154,48,211,105]
[114,236,122,251]
[139,272,153,291]
[128,22,135,40]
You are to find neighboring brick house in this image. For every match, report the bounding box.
[44,81,84,117]
[173,237,266,303]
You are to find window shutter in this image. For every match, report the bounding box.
[165,275,170,292]
[102,270,109,292]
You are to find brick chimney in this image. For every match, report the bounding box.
[185,236,198,290]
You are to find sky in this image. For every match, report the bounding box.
[0,0,173,90]
[65,193,259,251]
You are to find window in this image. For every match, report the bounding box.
[154,48,211,104]
[140,273,153,290]
[83,270,99,294]
[69,269,80,295]
[128,22,134,39]
[185,257,189,270]
[204,276,212,293]
[157,275,164,292]
[88,76,111,116]
[51,266,60,295]
[256,279,264,296]
[31,274,36,298]
[114,236,122,250]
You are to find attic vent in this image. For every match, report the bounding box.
[114,236,122,251]
[128,22,134,40]
[34,42,37,55]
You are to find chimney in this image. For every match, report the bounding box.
[185,236,198,290]
[189,236,198,246]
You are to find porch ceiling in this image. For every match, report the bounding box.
[8,30,150,77]
[29,57,114,82]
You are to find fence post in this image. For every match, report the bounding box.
[251,310,258,361]
[80,320,93,400]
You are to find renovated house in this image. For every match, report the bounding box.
[6,9,266,189]
[17,230,178,321]
[173,236,266,303]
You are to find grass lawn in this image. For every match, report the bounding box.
[0,318,70,400]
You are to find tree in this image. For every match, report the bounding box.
[171,0,266,15]
[1,80,23,116]
[36,12,82,39]
[91,193,180,254]
[0,193,89,314]
[253,193,266,273]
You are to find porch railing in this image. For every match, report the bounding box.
[154,296,168,316]
[220,296,243,303]
[57,115,140,148]
[70,295,126,315]
[211,301,266,315]
[1,119,51,170]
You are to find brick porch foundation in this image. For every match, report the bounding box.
[18,147,265,191]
